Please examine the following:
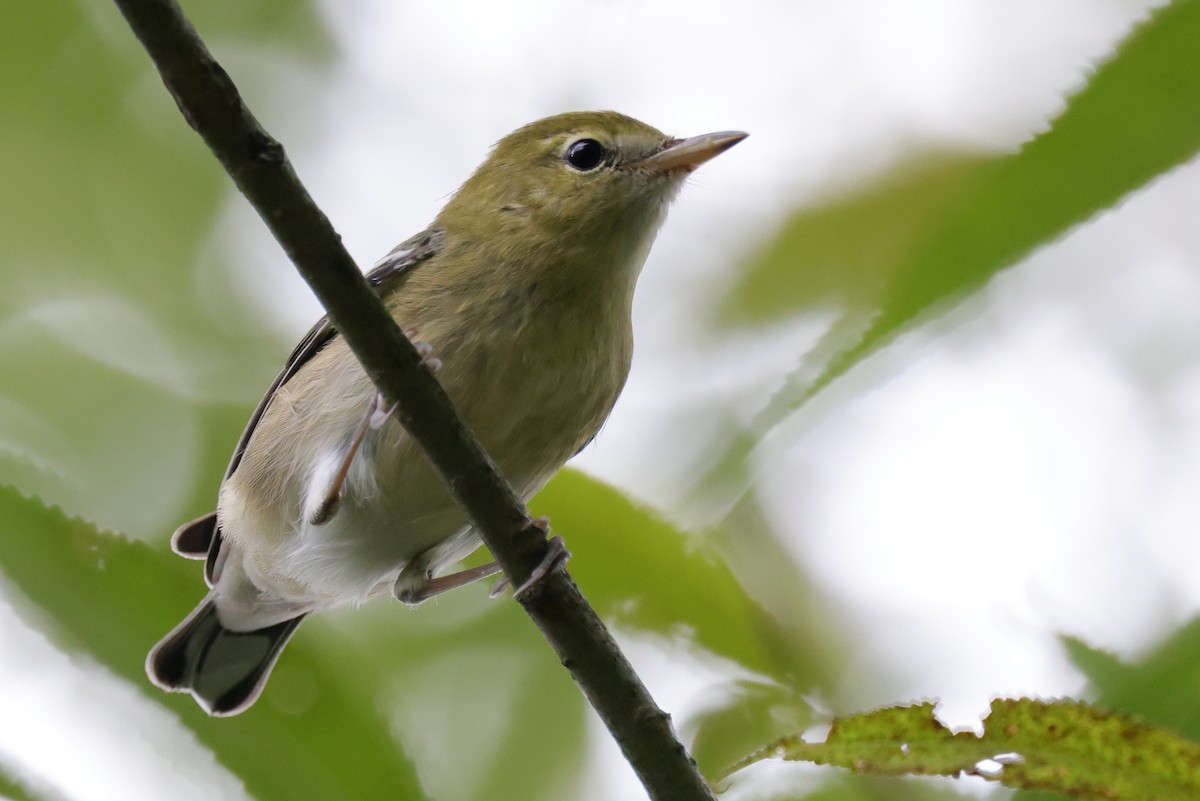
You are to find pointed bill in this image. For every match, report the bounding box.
[631,130,749,174]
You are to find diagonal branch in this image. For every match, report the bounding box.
[110,1,715,799]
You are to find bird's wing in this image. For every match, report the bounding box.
[366,226,445,289]
[195,227,445,585]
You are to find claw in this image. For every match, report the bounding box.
[488,517,555,597]
[414,342,442,374]
[369,398,396,430]
[406,329,442,374]
[513,536,570,599]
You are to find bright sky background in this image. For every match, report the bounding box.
[7,0,1200,799]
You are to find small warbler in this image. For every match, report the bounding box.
[147,110,746,715]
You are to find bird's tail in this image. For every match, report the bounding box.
[147,596,305,716]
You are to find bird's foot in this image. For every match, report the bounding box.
[488,519,569,599]
[405,328,442,374]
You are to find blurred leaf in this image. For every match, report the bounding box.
[323,467,836,801]
[0,0,309,534]
[1063,620,1200,738]
[692,0,1200,518]
[0,486,424,801]
[3,1,213,318]
[338,593,590,801]
[0,761,47,801]
[338,468,822,801]
[718,0,1200,439]
[725,698,1200,800]
[719,153,993,326]
[323,470,832,800]
[802,0,1200,401]
[175,400,260,522]
[688,679,812,778]
[484,649,590,800]
[684,501,846,782]
[296,523,593,801]
[737,775,970,801]
[0,312,200,539]
[185,0,336,54]
[532,470,819,688]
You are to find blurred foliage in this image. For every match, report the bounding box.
[815,0,1200,397]
[718,152,993,327]
[1009,626,1200,801]
[532,473,828,777]
[718,0,1200,432]
[687,679,814,778]
[2,0,1199,800]
[0,762,44,801]
[694,0,1200,528]
[0,485,424,801]
[0,0,333,538]
[536,470,820,688]
[727,698,1200,800]
[1064,621,1200,740]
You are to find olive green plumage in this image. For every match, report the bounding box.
[148,111,746,715]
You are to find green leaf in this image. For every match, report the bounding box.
[1064,619,1200,739]
[0,486,424,801]
[810,0,1200,398]
[745,0,1200,415]
[334,593,591,801]
[687,679,813,778]
[724,698,1200,801]
[532,470,819,688]
[325,470,823,800]
[0,760,45,801]
[691,0,1200,519]
[0,0,305,535]
[186,0,336,55]
[718,152,994,327]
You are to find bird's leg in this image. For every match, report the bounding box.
[307,393,383,526]
[393,560,504,606]
[392,517,566,605]
[487,518,570,599]
[308,337,439,526]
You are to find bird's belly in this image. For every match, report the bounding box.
[221,435,472,609]
[281,491,469,605]
[216,313,627,616]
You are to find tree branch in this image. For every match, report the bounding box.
[110,1,715,799]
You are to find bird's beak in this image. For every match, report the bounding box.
[630,130,749,174]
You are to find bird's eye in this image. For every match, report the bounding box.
[565,139,607,171]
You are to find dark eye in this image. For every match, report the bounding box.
[565,139,607,171]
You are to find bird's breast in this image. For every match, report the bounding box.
[428,290,634,491]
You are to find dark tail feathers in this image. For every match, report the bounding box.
[147,597,305,716]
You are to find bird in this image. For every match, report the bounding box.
[146,110,746,716]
